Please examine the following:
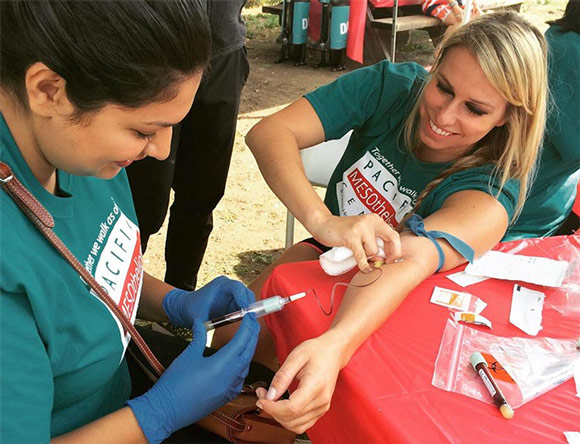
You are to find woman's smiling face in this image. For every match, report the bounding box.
[37,73,202,180]
[417,46,509,163]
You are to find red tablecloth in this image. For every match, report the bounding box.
[262,235,580,443]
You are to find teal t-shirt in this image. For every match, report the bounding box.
[0,114,143,441]
[305,61,520,239]
[511,25,580,238]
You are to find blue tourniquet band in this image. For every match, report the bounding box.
[405,214,475,272]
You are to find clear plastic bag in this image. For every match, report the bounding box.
[432,319,579,408]
[496,235,580,317]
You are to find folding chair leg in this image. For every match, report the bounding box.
[285,211,295,249]
[391,0,399,63]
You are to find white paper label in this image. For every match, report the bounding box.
[465,251,568,287]
[509,284,545,336]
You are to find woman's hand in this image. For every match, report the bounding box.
[445,5,464,25]
[471,0,481,17]
[162,276,255,328]
[310,213,401,272]
[128,316,260,443]
[255,334,345,434]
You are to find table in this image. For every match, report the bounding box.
[262,235,580,443]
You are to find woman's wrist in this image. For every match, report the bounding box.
[319,328,359,369]
[304,208,333,239]
[161,288,189,326]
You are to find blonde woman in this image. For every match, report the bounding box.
[215,12,548,434]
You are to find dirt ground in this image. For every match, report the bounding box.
[143,0,565,288]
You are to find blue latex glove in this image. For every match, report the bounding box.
[127,315,259,444]
[162,276,254,327]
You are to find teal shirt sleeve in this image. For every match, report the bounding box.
[417,166,519,239]
[545,26,580,162]
[304,61,427,141]
[511,26,580,238]
[0,289,53,443]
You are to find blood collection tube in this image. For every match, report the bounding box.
[470,352,514,419]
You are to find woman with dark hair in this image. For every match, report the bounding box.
[0,1,259,443]
[511,0,580,237]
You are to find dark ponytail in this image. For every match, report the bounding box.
[0,0,211,114]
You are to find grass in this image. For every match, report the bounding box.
[245,13,280,40]
[234,249,282,285]
[246,0,281,8]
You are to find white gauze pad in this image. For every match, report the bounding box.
[319,238,385,276]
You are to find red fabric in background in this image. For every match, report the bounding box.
[347,0,367,63]
[308,1,322,41]
[262,235,580,443]
[346,0,422,63]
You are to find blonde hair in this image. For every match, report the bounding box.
[402,11,547,225]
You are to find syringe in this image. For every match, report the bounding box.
[204,291,307,331]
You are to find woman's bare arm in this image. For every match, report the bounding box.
[257,189,509,433]
[247,98,401,270]
[246,98,330,233]
[52,407,147,444]
[136,272,174,323]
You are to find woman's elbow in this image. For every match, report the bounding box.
[245,119,263,151]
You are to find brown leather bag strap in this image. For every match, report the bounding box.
[0,161,165,377]
[0,162,54,227]
[210,409,246,433]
